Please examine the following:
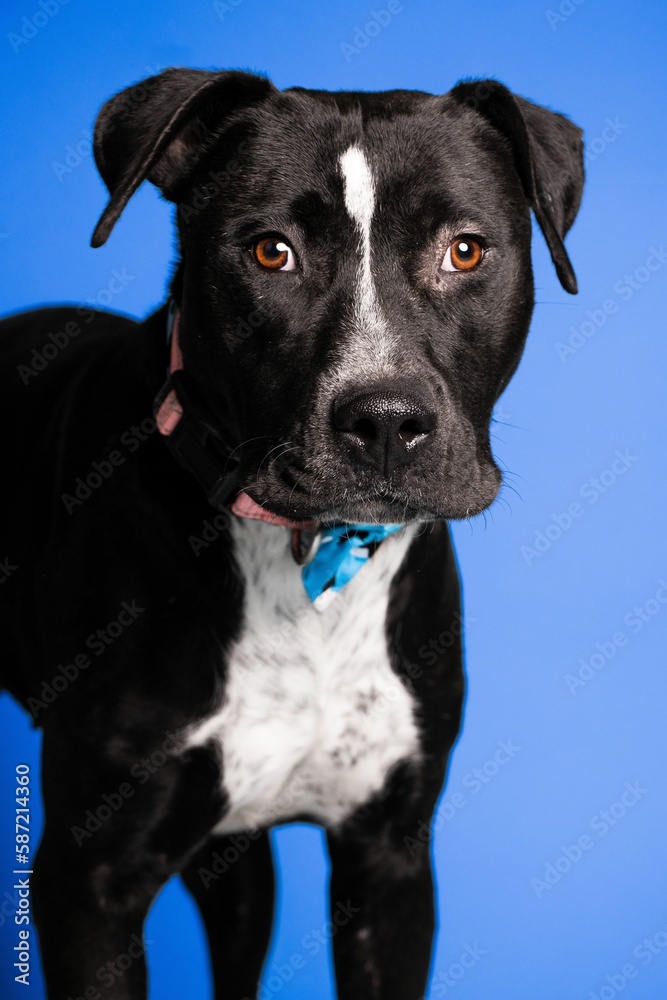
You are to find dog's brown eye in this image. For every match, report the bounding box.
[442,237,484,272]
[252,237,296,272]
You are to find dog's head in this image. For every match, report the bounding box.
[92,70,583,524]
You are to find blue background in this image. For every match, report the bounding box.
[1,1,666,997]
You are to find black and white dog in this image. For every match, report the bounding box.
[0,69,583,999]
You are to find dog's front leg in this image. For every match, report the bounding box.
[32,732,223,1000]
[181,829,275,1000]
[33,838,158,1000]
[326,810,437,1000]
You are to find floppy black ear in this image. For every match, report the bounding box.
[91,68,275,248]
[450,80,584,293]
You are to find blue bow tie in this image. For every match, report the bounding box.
[301,523,403,610]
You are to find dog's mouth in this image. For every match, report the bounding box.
[230,485,434,528]
[230,490,319,529]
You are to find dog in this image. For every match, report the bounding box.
[0,69,583,999]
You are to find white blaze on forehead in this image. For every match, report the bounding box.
[338,145,395,373]
[340,145,376,234]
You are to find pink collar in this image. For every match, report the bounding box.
[155,305,185,436]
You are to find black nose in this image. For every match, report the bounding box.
[333,385,436,475]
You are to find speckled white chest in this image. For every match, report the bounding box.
[186,520,419,834]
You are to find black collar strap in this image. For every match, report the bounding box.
[153,302,239,508]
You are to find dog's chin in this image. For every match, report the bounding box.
[317,502,432,526]
[240,485,501,527]
[315,494,499,525]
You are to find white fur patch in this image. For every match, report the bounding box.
[186,520,419,833]
[340,146,375,232]
[335,145,397,383]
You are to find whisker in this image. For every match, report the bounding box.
[256,443,299,484]
[226,434,272,463]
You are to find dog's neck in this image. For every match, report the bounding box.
[154,301,404,609]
